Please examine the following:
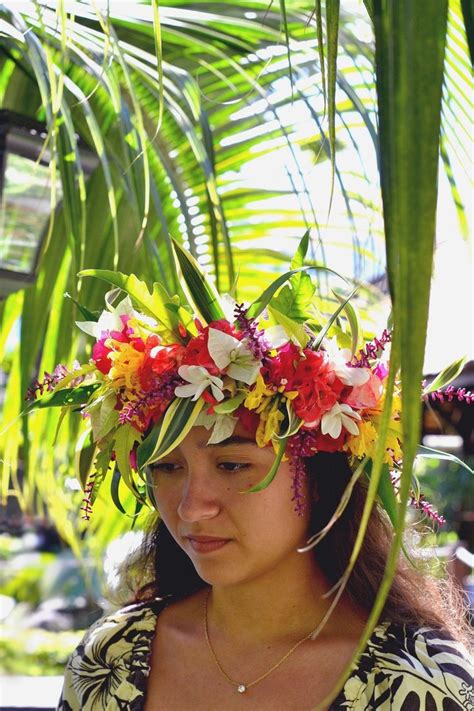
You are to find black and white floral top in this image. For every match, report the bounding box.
[58,599,473,710]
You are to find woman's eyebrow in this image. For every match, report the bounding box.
[198,436,257,449]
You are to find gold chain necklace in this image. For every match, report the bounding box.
[203,588,319,695]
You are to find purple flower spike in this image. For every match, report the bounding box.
[424,385,473,405]
[409,493,446,526]
[80,477,96,521]
[351,329,392,369]
[233,303,271,361]
[119,372,183,425]
[287,434,311,516]
[26,363,85,401]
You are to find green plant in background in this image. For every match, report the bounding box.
[0,0,472,700]
[0,628,84,675]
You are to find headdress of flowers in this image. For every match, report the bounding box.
[27,233,471,533]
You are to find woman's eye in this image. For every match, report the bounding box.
[218,462,250,472]
[149,462,180,473]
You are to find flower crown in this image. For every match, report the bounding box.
[27,234,469,525]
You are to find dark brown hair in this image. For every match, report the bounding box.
[131,452,472,647]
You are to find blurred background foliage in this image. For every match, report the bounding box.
[0,0,472,678]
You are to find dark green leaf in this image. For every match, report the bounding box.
[171,238,225,324]
[29,383,100,409]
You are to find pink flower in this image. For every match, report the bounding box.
[345,371,384,410]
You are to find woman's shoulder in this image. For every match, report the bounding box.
[335,622,473,710]
[57,598,165,711]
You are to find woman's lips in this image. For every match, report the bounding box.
[186,536,230,553]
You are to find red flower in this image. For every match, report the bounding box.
[293,428,347,455]
[139,339,184,391]
[92,338,113,374]
[182,320,241,375]
[288,350,344,426]
[307,429,347,452]
[262,342,301,387]
[235,406,260,437]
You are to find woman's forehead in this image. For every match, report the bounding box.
[178,423,258,451]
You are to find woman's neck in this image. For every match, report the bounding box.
[207,554,360,647]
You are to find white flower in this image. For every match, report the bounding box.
[175,365,224,402]
[193,411,238,444]
[263,325,288,349]
[321,402,361,439]
[76,296,136,339]
[221,293,239,321]
[207,328,261,385]
[323,338,370,386]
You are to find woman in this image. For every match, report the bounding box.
[58,424,473,710]
[29,239,470,708]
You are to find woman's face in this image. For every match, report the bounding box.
[149,424,314,587]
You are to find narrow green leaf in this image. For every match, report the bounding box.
[64,292,99,322]
[113,422,144,500]
[242,437,288,493]
[267,305,310,348]
[460,0,474,64]
[416,444,473,475]
[365,460,399,527]
[312,287,358,350]
[333,290,361,356]
[90,439,114,504]
[171,238,225,324]
[110,465,126,514]
[422,356,467,394]
[28,383,100,409]
[137,397,204,470]
[326,0,341,209]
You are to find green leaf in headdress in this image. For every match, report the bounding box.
[114,422,146,502]
[137,396,204,470]
[271,231,317,322]
[89,439,115,506]
[241,437,289,493]
[171,238,225,324]
[78,269,183,342]
[333,289,361,357]
[213,391,247,415]
[28,383,101,409]
[312,287,359,350]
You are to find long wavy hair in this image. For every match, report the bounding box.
[129,452,472,647]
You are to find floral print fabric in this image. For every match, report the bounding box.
[58,599,473,710]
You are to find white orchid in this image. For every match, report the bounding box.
[175,365,224,402]
[193,411,238,444]
[321,402,362,439]
[76,296,137,339]
[207,328,261,385]
[323,338,370,386]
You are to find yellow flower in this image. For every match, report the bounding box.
[256,399,285,448]
[107,340,144,392]
[344,420,378,459]
[244,373,274,413]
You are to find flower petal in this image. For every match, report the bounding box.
[207,328,240,369]
[207,415,238,444]
[227,361,260,385]
[341,414,360,436]
[174,383,200,398]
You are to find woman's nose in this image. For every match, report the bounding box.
[177,471,220,522]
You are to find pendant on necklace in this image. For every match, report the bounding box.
[237,684,247,693]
